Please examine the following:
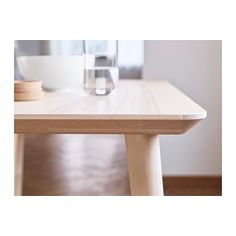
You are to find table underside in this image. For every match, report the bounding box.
[14,118,200,134]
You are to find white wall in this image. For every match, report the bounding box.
[143,40,221,175]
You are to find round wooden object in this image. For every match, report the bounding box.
[14,80,42,93]
[14,80,44,101]
[14,91,45,101]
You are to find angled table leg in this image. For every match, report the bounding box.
[14,134,25,196]
[125,134,164,196]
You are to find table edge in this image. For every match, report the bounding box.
[14,112,207,121]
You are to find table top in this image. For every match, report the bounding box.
[15,80,207,134]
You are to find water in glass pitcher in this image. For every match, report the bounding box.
[84,66,119,95]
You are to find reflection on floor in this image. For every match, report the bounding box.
[23,134,130,196]
[23,134,221,196]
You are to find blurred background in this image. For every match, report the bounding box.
[14,40,222,195]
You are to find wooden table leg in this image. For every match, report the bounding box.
[125,134,164,196]
[14,134,25,196]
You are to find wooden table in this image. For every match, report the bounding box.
[14,80,207,196]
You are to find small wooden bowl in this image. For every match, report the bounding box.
[14,80,44,101]
[14,80,42,93]
[14,91,45,101]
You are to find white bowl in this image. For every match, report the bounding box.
[17,55,85,91]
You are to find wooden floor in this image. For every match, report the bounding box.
[22,134,221,196]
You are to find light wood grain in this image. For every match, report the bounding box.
[125,134,163,196]
[14,119,199,134]
[15,80,206,134]
[14,80,207,196]
[14,134,25,196]
[14,80,42,92]
[14,91,44,101]
[14,80,44,101]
